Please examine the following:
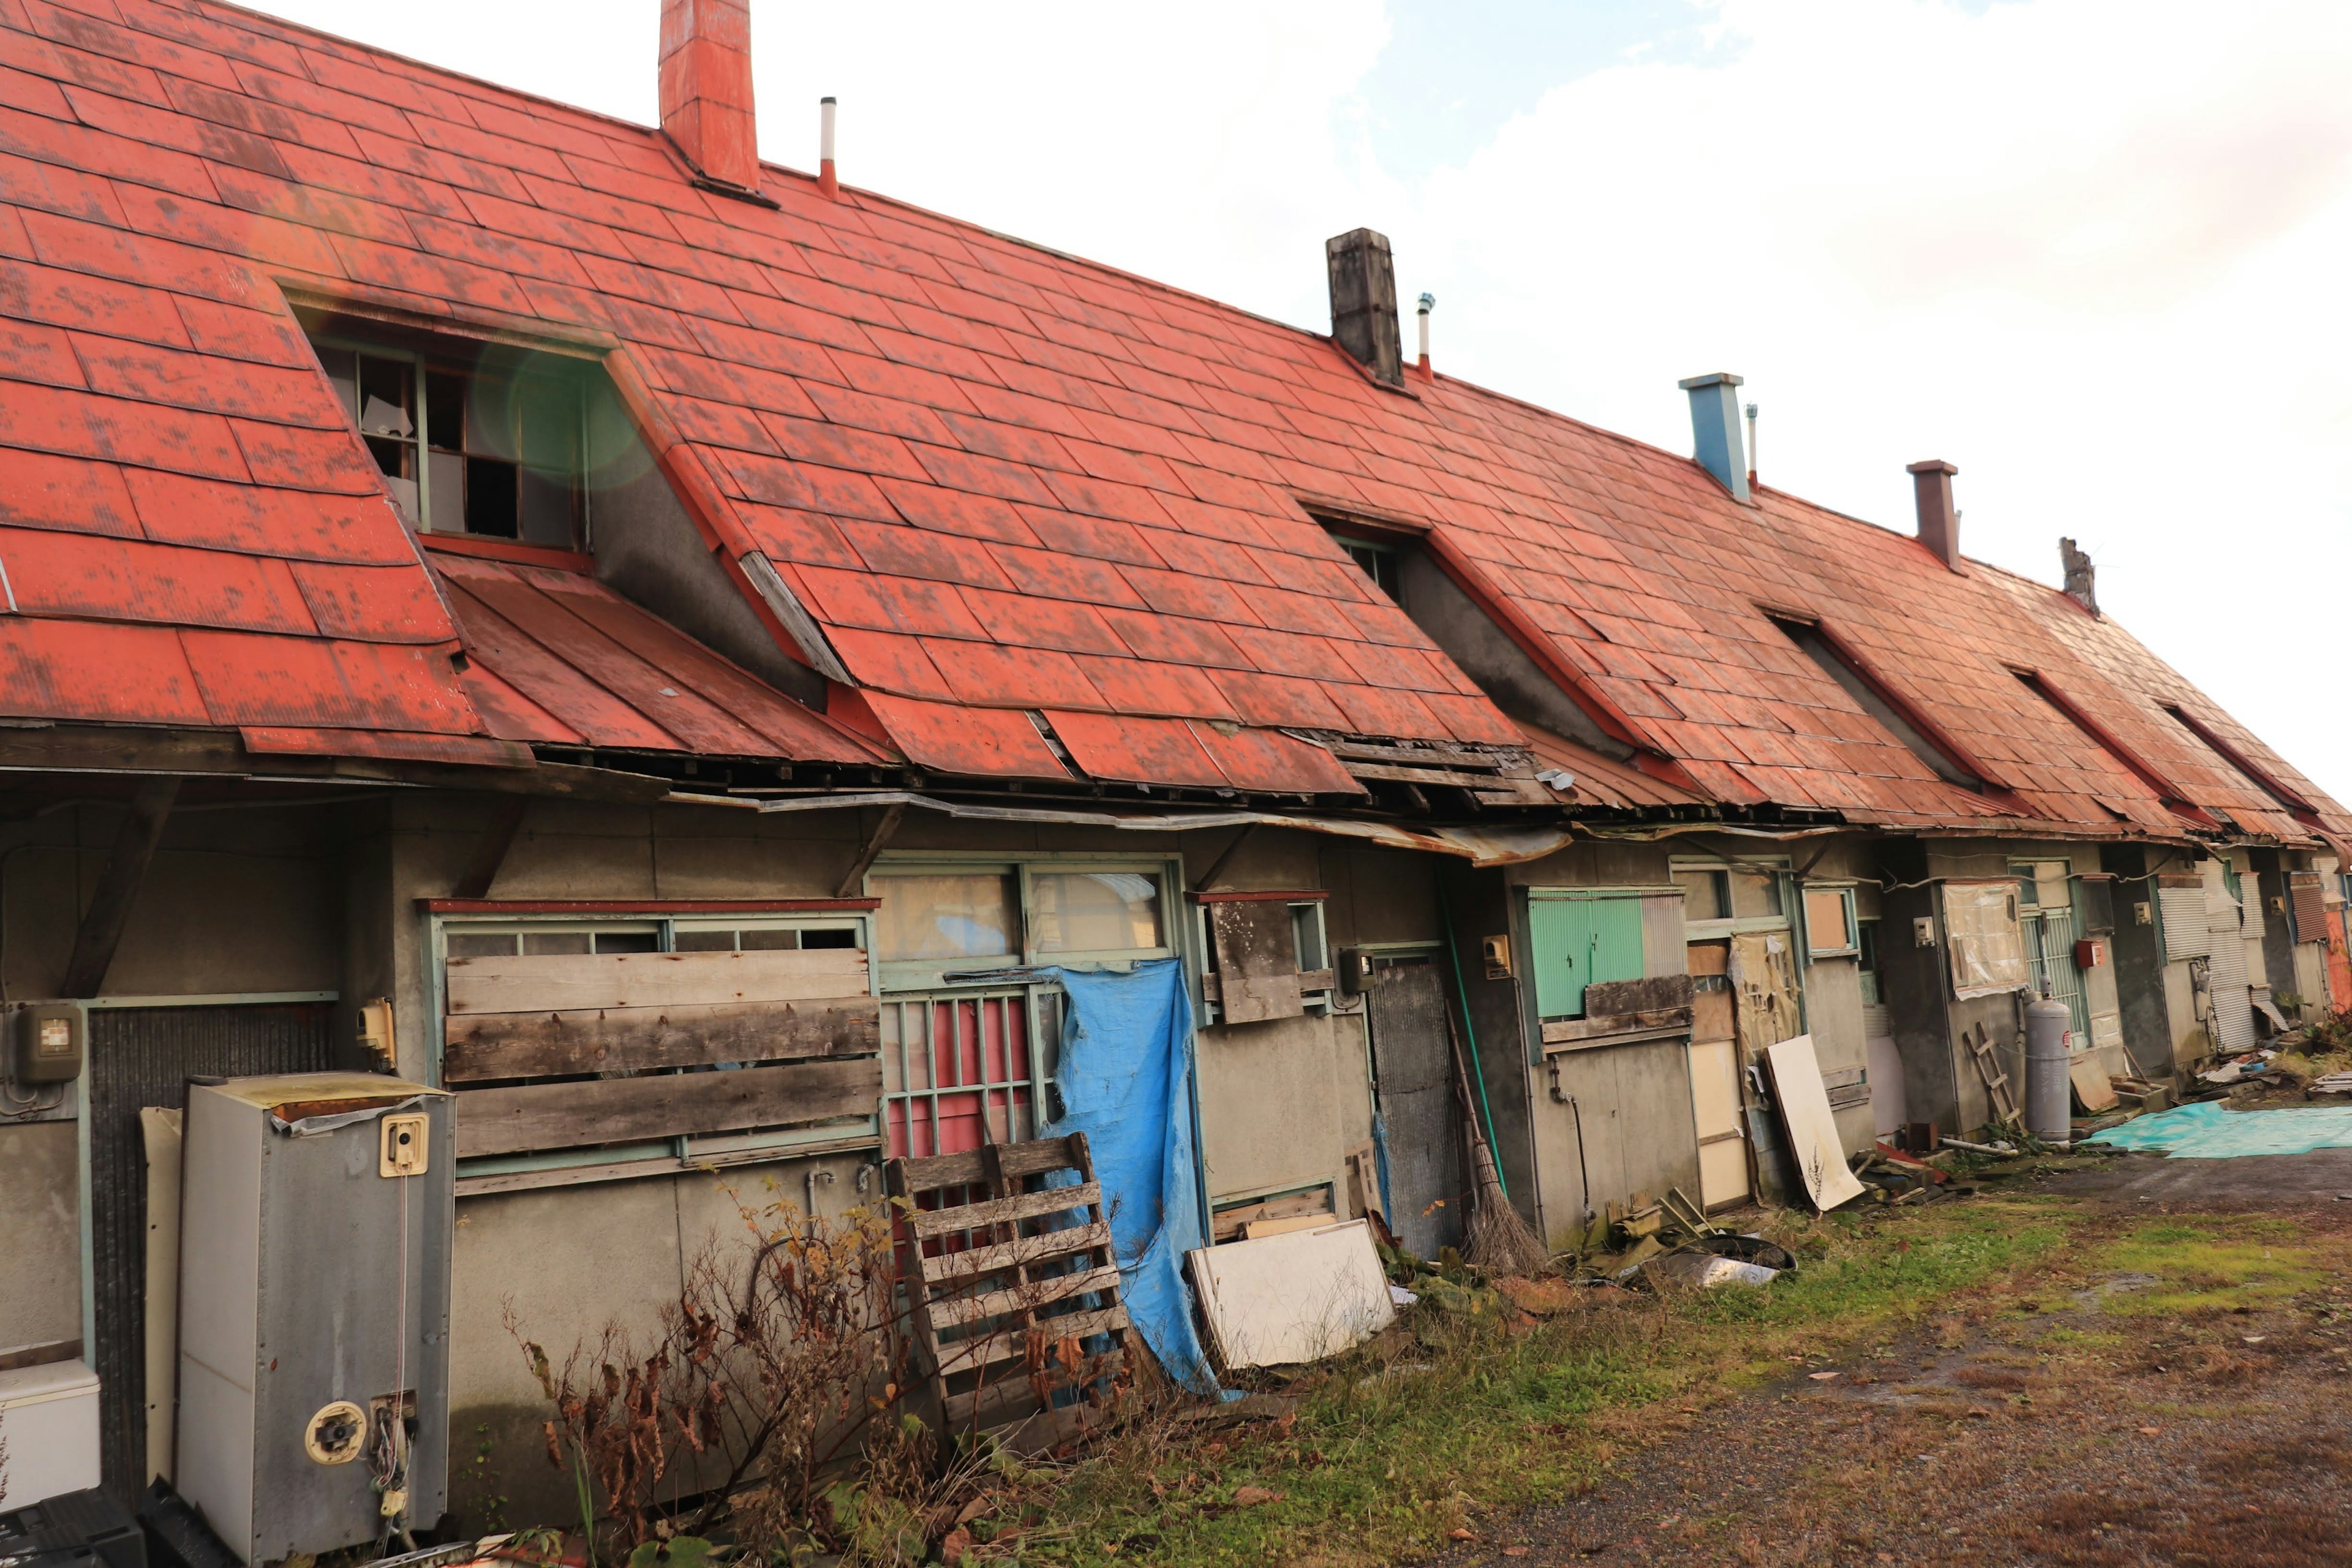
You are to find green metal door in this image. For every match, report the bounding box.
[1528,894,1645,1019]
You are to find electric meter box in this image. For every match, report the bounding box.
[176,1074,453,1565]
[13,1003,83,1084]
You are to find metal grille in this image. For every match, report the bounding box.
[2023,910,2091,1041]
[880,989,1055,1160]
[86,1003,335,1496]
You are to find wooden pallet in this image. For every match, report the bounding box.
[886,1133,1143,1439]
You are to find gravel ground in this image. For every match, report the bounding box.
[1430,1172,2352,1568]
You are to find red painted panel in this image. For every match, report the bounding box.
[456,658,584,745]
[181,630,481,733]
[0,616,207,723]
[885,997,1033,1161]
[0,448,139,537]
[1190,723,1363,795]
[437,575,682,750]
[524,567,883,763]
[238,726,530,767]
[1044,709,1226,788]
[864,690,1071,780]
[454,567,775,756]
[287,558,458,644]
[0,524,317,634]
[124,469,417,563]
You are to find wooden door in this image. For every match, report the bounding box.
[1365,963,1465,1261]
[1685,940,1747,1210]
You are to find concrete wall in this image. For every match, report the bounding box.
[0,1119,80,1354]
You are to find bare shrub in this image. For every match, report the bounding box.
[512,1185,919,1553]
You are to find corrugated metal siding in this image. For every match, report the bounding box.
[87,1004,334,1496]
[2204,893,2256,1054]
[2160,887,2211,961]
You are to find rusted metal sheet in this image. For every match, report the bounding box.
[1046,710,1227,788]
[862,692,1072,780]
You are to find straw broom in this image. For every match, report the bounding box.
[1441,981,1551,1276]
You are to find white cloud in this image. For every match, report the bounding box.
[246,0,2352,800]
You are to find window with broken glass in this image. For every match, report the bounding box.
[864,856,1183,1159]
[307,330,589,548]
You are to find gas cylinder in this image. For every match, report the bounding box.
[2023,996,2074,1144]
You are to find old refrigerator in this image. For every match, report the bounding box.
[176,1074,453,1562]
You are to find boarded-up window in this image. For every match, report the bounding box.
[1803,886,1856,956]
[1206,899,1307,1024]
[442,940,882,1161]
[1943,880,2029,999]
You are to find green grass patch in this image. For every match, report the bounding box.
[1023,1202,2077,1567]
[2096,1216,2321,1316]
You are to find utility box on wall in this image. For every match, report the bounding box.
[176,1074,453,1564]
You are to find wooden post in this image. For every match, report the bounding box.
[60,776,180,998]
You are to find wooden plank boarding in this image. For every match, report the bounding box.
[454,1056,882,1158]
[442,997,883,1081]
[887,1133,1139,1438]
[445,946,868,1015]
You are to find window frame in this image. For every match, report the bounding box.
[864,853,1185,992]
[307,328,595,550]
[1331,533,1403,602]
[424,907,881,1189]
[1670,855,1796,941]
[1800,882,1860,959]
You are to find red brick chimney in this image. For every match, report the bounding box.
[1907,459,1961,570]
[660,0,760,194]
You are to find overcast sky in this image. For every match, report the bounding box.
[249,0,2352,800]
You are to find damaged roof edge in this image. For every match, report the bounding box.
[704,787,1578,866]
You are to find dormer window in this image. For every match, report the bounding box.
[1334,535,1402,601]
[307,323,587,549]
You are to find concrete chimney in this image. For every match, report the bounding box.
[1907,459,1961,569]
[2060,537,2097,613]
[1678,372,1750,502]
[660,0,759,195]
[1326,228,1404,386]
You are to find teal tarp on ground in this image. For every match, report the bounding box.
[1039,959,1223,1395]
[2086,1099,2352,1158]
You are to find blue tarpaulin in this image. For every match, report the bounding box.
[2086,1099,2352,1158]
[1039,959,1223,1395]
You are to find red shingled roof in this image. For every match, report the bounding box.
[429,545,887,763]
[0,0,2336,839]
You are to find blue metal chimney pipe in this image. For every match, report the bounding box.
[1678,371,1750,503]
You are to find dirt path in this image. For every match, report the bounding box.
[1433,1173,2352,1568]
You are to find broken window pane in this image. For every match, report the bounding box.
[521,931,594,956]
[1730,870,1782,918]
[801,927,861,949]
[465,455,519,538]
[357,354,413,439]
[594,931,660,954]
[1675,869,1727,922]
[873,873,1018,962]
[317,346,356,420]
[445,931,519,958]
[1030,871,1164,953]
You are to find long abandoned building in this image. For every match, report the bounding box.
[1,0,2346,1535]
